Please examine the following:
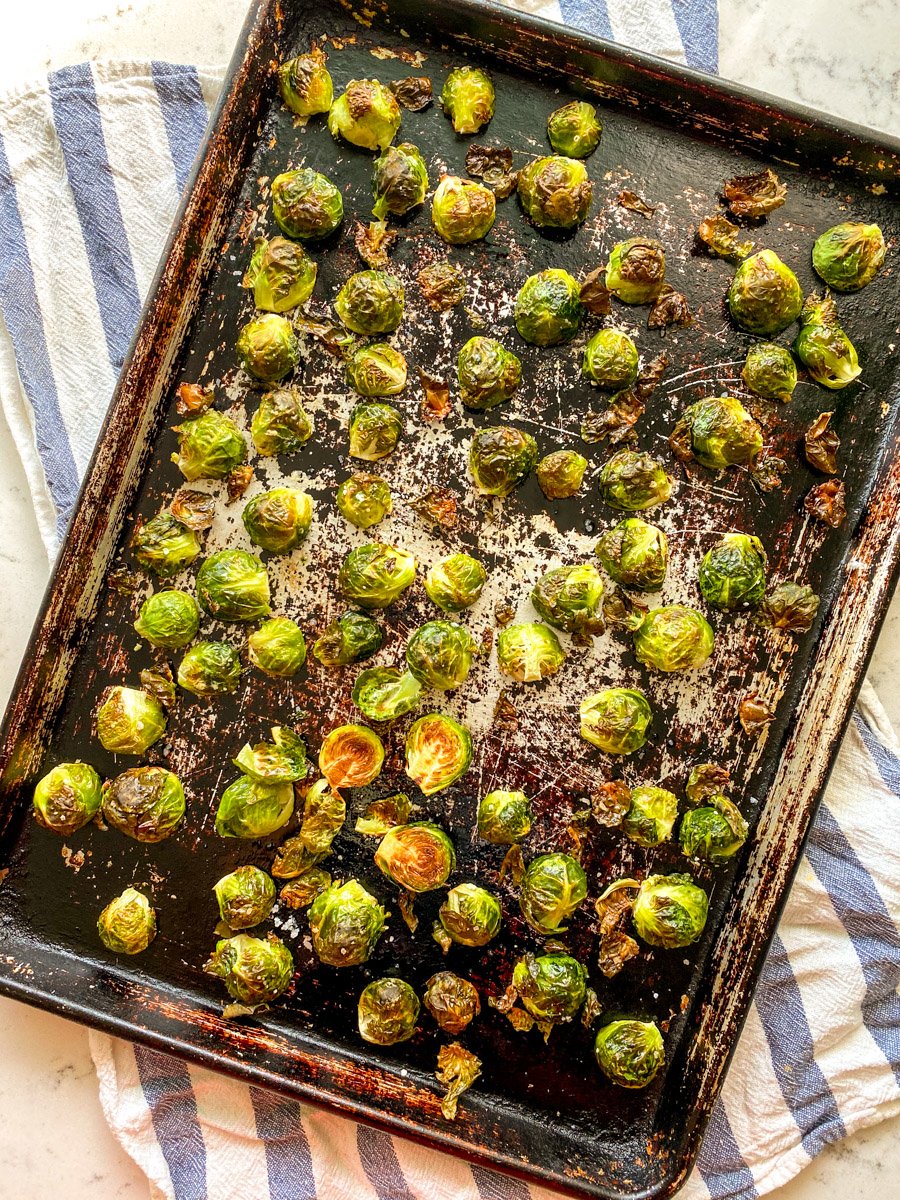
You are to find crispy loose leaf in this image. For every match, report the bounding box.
[751,454,787,493]
[685,763,730,804]
[595,882,638,935]
[492,690,518,733]
[170,488,217,530]
[697,213,753,260]
[107,567,142,594]
[804,479,846,528]
[435,1043,482,1120]
[355,792,411,837]
[590,780,632,827]
[226,465,254,503]
[418,262,466,311]
[739,692,776,735]
[724,167,786,218]
[499,844,525,885]
[354,219,398,269]
[635,352,669,400]
[272,836,321,881]
[488,982,518,1014]
[410,486,458,532]
[279,867,331,909]
[494,602,515,627]
[295,315,355,357]
[804,411,840,474]
[617,189,656,217]
[465,144,517,199]
[299,784,346,856]
[602,587,647,629]
[579,267,612,316]
[176,383,214,416]
[648,287,693,329]
[400,890,419,934]
[756,582,820,633]
[598,929,640,978]
[581,391,644,445]
[432,917,452,953]
[566,807,592,861]
[389,75,433,110]
[419,369,452,420]
[140,664,176,709]
[581,987,602,1028]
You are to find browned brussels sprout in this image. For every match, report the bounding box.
[236,314,299,383]
[33,762,102,836]
[441,66,494,135]
[328,79,401,150]
[131,513,200,577]
[514,269,583,345]
[336,473,392,529]
[536,450,588,499]
[728,250,802,336]
[215,777,294,839]
[596,517,668,591]
[352,667,422,722]
[594,1019,664,1088]
[376,822,456,892]
[633,605,715,672]
[477,789,532,844]
[519,852,587,934]
[406,620,477,690]
[339,542,416,608]
[242,487,313,553]
[358,978,419,1044]
[214,865,276,930]
[457,336,521,410]
[314,611,383,667]
[741,343,797,402]
[243,236,317,313]
[432,176,496,244]
[172,410,246,481]
[319,724,385,788]
[309,879,387,967]
[547,101,601,158]
[580,688,651,754]
[205,932,293,1006]
[794,294,861,390]
[436,883,501,947]
[418,260,466,310]
[530,564,603,635]
[134,590,200,649]
[598,449,672,511]
[680,797,748,860]
[96,686,166,755]
[196,549,270,621]
[349,401,403,461]
[606,238,666,304]
[424,553,487,612]
[251,387,314,456]
[271,168,343,240]
[346,344,407,397]
[755,581,820,633]
[178,641,242,696]
[632,873,708,946]
[671,396,762,470]
[698,533,767,611]
[469,425,538,497]
[812,222,886,292]
[622,785,678,847]
[513,952,587,1025]
[583,329,639,390]
[335,270,404,336]
[372,143,428,219]
[98,887,157,955]
[278,47,333,117]
[248,618,307,679]
[102,766,185,842]
[497,622,566,682]
[517,156,593,229]
[405,713,473,795]
[424,971,480,1034]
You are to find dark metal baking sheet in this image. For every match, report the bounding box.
[0,2,899,1197]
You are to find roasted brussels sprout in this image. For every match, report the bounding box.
[271,168,343,240]
[672,396,763,470]
[352,667,422,722]
[309,879,387,966]
[514,269,583,345]
[98,887,157,955]
[348,402,403,461]
[431,175,496,244]
[477,789,532,845]
[335,271,404,335]
[328,79,401,150]
[33,762,102,836]
[316,724,385,791]
[96,686,166,755]
[214,865,276,930]
[278,47,333,117]
[250,387,314,456]
[314,611,382,667]
[698,533,767,611]
[594,1019,664,1088]
[172,410,247,481]
[794,294,861,390]
[456,337,522,411]
[579,687,651,755]
[530,563,604,636]
[741,343,797,403]
[728,250,803,336]
[242,487,313,555]
[205,932,293,1006]
[513,953,587,1024]
[372,142,428,218]
[680,795,748,860]
[424,553,487,612]
[756,581,820,633]
[336,473,392,530]
[605,237,666,304]
[134,589,200,649]
[582,329,639,390]
[236,313,300,383]
[517,155,593,229]
[621,785,678,847]
[405,713,473,795]
[437,883,501,947]
[424,971,480,1034]
[243,236,317,313]
[632,873,708,947]
[724,167,786,218]
[358,977,419,1045]
[547,101,601,158]
[215,776,294,839]
[406,621,477,691]
[346,344,407,398]
[246,617,306,678]
[812,222,886,292]
[598,449,672,512]
[468,425,538,498]
[536,450,588,500]
[441,66,494,134]
[632,605,714,672]
[102,766,185,841]
[339,542,416,608]
[595,518,668,591]
[178,640,241,696]
[196,550,270,622]
[686,762,730,804]
[496,622,565,682]
[233,728,306,787]
[131,513,200,577]
[519,852,587,935]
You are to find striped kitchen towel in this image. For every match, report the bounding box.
[0,4,898,1200]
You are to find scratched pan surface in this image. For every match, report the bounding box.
[1,1,899,1197]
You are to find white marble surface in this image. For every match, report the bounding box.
[0,1,897,1197]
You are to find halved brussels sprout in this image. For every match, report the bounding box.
[580,687,651,754]
[328,79,401,150]
[376,821,456,892]
[536,450,588,500]
[456,337,521,410]
[598,450,672,512]
[698,533,767,611]
[248,617,307,678]
[33,762,102,836]
[633,605,715,672]
[406,620,477,690]
[424,971,480,1034]
[405,713,473,795]
[672,396,763,470]
[205,932,293,1006]
[794,294,861,390]
[251,387,314,456]
[348,401,403,461]
[336,473,392,529]
[424,553,487,612]
[606,238,666,304]
[632,873,708,947]
[339,542,416,608]
[622,785,678,847]
[519,852,587,934]
[477,789,532,845]
[319,724,385,788]
[314,611,383,666]
[102,766,185,841]
[215,776,294,839]
[517,155,593,229]
[547,101,601,158]
[96,686,166,755]
[437,883,501,947]
[756,581,820,633]
[214,865,276,930]
[431,176,496,244]
[680,795,748,860]
[468,425,538,498]
[271,168,343,240]
[513,952,587,1023]
[583,329,639,390]
[686,762,730,804]
[335,271,404,335]
[278,45,332,114]
[441,66,494,134]
[196,550,270,622]
[131,513,200,577]
[134,589,200,649]
[352,667,422,722]
[172,410,246,481]
[98,887,156,955]
[531,563,603,636]
[178,641,241,696]
[308,878,386,966]
[242,487,313,554]
[496,622,565,682]
[233,727,307,784]
[741,343,797,403]
[346,344,407,397]
[514,269,583,345]
[812,221,885,292]
[372,142,428,219]
[596,517,668,591]
[243,236,317,313]
[728,249,802,336]
[236,313,300,383]
[594,1019,664,1088]
[358,977,419,1045]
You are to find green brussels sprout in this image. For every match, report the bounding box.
[352,667,422,721]
[595,517,668,591]
[793,293,861,390]
[214,865,276,930]
[339,542,416,608]
[441,66,494,135]
[336,473,392,529]
[243,236,317,313]
[205,932,293,1005]
[278,47,333,117]
[582,328,639,390]
[519,852,587,935]
[728,249,803,335]
[424,971,480,1034]
[335,271,404,336]
[33,762,102,836]
[477,789,532,845]
[348,402,403,461]
[308,879,387,966]
[242,487,313,554]
[680,795,748,860]
[530,563,604,635]
[437,883,501,947]
[233,727,307,784]
[358,977,420,1045]
[496,622,565,682]
[97,887,157,955]
[131,513,200,577]
[598,450,672,512]
[517,155,593,230]
[346,343,407,397]
[271,168,343,240]
[102,766,185,841]
[196,550,270,622]
[405,712,473,795]
[172,410,247,481]
[512,953,587,1023]
[328,79,401,150]
[547,101,602,158]
[248,617,307,678]
[741,343,797,403]
[456,336,522,410]
[633,605,715,672]
[594,1019,664,1088]
[96,686,166,755]
[215,776,294,839]
[372,142,428,219]
[514,269,583,346]
[406,620,477,690]
[632,873,709,947]
[672,396,763,470]
[621,785,679,847]
[424,553,487,612]
[319,724,385,788]
[579,687,651,754]
[536,450,588,500]
[375,821,456,892]
[812,222,886,292]
[468,425,538,497]
[431,175,496,244]
[177,641,241,696]
[606,238,666,304]
[698,533,767,611]
[314,611,382,667]
[250,387,314,456]
[236,313,300,383]
[134,589,200,649]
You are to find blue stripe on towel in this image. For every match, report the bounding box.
[356,1125,416,1200]
[671,0,719,71]
[151,62,210,195]
[250,1086,317,1200]
[854,711,900,796]
[471,1162,532,1199]
[133,1044,208,1200]
[558,0,615,43]
[696,1100,759,1199]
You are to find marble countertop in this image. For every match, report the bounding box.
[1,1,898,1197]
